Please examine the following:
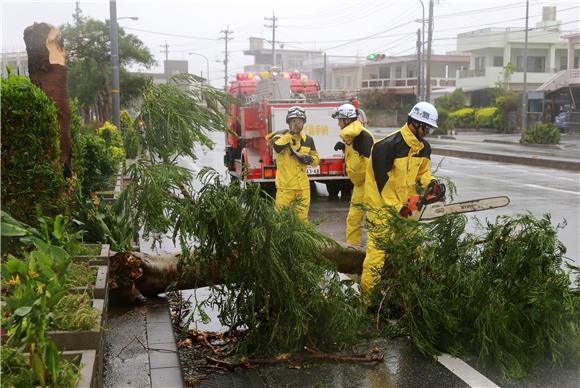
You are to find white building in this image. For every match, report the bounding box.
[456,6,579,105]
[1,51,28,77]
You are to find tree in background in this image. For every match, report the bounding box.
[60,8,154,123]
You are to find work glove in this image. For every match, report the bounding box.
[334,141,345,151]
[297,154,313,165]
[427,179,446,199]
[399,206,413,218]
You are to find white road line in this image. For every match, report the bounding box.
[437,170,580,196]
[524,183,580,195]
[437,354,500,388]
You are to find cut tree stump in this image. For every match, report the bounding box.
[23,22,73,178]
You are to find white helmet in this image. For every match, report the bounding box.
[286,106,307,123]
[331,103,358,119]
[409,102,438,128]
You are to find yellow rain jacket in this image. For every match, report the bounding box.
[266,130,319,220]
[361,123,435,294]
[339,120,375,245]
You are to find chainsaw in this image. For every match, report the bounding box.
[407,184,510,221]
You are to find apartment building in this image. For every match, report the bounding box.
[456,6,579,105]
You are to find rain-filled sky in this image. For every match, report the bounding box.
[2,0,579,86]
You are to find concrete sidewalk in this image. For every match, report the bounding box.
[371,128,580,171]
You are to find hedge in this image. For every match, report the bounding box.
[520,123,560,145]
[475,107,498,129]
[1,73,69,225]
[449,107,476,128]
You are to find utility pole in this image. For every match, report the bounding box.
[425,0,434,102]
[323,52,327,91]
[109,0,120,129]
[417,29,422,102]
[521,0,530,132]
[264,13,278,68]
[160,41,169,61]
[219,26,233,91]
[418,0,425,100]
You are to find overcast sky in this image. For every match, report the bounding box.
[2,0,579,86]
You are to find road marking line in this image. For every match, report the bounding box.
[437,170,580,196]
[524,183,580,195]
[437,354,500,388]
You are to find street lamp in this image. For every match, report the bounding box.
[109,0,138,129]
[188,52,210,85]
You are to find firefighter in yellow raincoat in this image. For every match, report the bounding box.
[361,102,445,295]
[266,106,320,220]
[332,103,375,246]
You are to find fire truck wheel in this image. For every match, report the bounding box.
[326,182,340,200]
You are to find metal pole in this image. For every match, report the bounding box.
[425,0,434,102]
[272,12,276,68]
[419,0,425,101]
[417,28,422,102]
[522,0,529,131]
[189,52,210,84]
[109,0,120,129]
[323,52,327,91]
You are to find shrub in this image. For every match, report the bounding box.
[96,121,124,149]
[74,134,119,196]
[520,122,560,145]
[432,108,452,135]
[449,107,476,128]
[434,88,466,112]
[493,92,520,133]
[1,73,69,226]
[475,107,498,129]
[120,111,141,159]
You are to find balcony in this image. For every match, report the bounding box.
[457,66,559,90]
[361,77,456,90]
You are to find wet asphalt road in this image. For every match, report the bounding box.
[117,131,580,387]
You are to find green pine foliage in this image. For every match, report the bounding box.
[1,73,69,226]
[179,170,365,354]
[369,209,579,378]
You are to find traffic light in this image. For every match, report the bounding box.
[366,53,386,61]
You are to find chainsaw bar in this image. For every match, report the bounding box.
[411,196,510,221]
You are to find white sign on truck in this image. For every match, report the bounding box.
[271,105,343,159]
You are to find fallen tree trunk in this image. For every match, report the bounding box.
[109,243,365,302]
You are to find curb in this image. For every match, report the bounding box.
[482,139,563,149]
[431,147,580,171]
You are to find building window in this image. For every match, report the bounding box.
[475,56,486,71]
[378,66,390,79]
[516,56,545,72]
[346,76,353,89]
[560,57,568,70]
[395,66,402,78]
[287,56,302,70]
[493,56,503,67]
[406,66,416,78]
[335,77,343,89]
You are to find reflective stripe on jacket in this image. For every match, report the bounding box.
[339,120,375,186]
[266,130,320,190]
[364,123,434,211]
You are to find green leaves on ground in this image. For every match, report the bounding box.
[369,209,579,378]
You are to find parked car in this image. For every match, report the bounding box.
[554,111,570,130]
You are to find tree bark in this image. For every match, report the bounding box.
[23,23,73,179]
[109,243,365,303]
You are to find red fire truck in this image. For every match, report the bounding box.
[224,71,352,197]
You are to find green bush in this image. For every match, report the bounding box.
[120,111,141,159]
[493,92,520,133]
[434,88,466,112]
[1,73,69,226]
[432,108,452,135]
[475,107,498,129]
[520,122,560,145]
[449,107,476,128]
[74,134,119,196]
